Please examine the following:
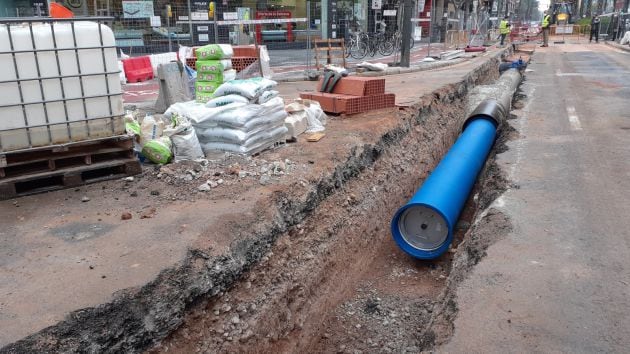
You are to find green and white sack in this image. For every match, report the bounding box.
[195,44,234,60]
[197,69,236,83]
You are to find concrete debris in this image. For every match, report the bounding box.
[198,183,211,192]
[121,212,132,220]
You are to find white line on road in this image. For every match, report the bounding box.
[566,106,583,131]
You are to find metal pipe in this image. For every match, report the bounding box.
[390,68,522,259]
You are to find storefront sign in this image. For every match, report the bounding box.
[122,1,154,18]
[223,12,238,20]
[384,10,397,16]
[150,15,161,27]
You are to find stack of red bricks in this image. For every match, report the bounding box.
[299,77,396,115]
[231,45,259,72]
[185,45,259,73]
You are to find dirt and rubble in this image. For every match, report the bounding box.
[149,71,525,353]
[148,93,519,353]
[0,48,520,353]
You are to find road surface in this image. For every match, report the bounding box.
[442,43,630,352]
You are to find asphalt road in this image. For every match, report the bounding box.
[442,43,630,352]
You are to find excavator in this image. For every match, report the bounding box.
[551,1,574,24]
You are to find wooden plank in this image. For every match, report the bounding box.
[306,133,326,142]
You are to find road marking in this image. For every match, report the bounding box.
[566,106,582,131]
[555,71,630,76]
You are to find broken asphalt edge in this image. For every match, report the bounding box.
[0,48,511,354]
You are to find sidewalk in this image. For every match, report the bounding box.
[0,46,508,352]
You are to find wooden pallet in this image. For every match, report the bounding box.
[314,39,346,70]
[0,136,141,199]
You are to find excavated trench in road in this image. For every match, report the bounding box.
[149,76,524,354]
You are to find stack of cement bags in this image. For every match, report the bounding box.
[195,44,236,103]
[165,77,287,155]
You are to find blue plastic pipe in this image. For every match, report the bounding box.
[391,111,499,260]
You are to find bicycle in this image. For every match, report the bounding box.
[391,30,415,51]
[345,30,368,59]
[364,31,395,57]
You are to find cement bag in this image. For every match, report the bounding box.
[197,110,287,143]
[196,59,233,73]
[165,100,247,127]
[213,77,278,99]
[197,121,282,145]
[211,97,285,128]
[163,115,204,161]
[196,44,234,60]
[140,114,164,146]
[240,108,287,131]
[258,90,279,104]
[621,31,630,45]
[200,126,288,155]
[197,69,237,83]
[205,94,250,108]
[195,81,221,94]
[142,136,172,164]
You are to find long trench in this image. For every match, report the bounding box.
[150,66,520,353]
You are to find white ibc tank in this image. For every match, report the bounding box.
[0,21,124,152]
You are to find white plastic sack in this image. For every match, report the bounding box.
[197,109,287,141]
[621,31,630,45]
[197,120,284,145]
[200,126,288,155]
[205,94,250,108]
[165,101,247,127]
[118,60,126,84]
[213,77,278,99]
[178,46,193,64]
[210,97,285,129]
[357,61,388,71]
[258,90,279,104]
[163,116,204,161]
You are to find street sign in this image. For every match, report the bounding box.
[372,0,382,10]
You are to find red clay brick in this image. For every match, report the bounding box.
[317,76,386,96]
[301,92,396,115]
[232,45,258,57]
[231,57,258,72]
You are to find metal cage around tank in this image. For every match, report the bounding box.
[0,17,125,153]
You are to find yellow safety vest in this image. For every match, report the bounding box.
[542,15,551,28]
[499,20,510,34]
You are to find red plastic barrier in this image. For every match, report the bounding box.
[122,56,154,83]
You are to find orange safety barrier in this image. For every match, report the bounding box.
[49,2,74,18]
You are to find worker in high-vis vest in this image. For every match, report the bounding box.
[540,10,551,47]
[499,16,511,46]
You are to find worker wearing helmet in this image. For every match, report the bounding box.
[540,10,551,47]
[499,15,511,46]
